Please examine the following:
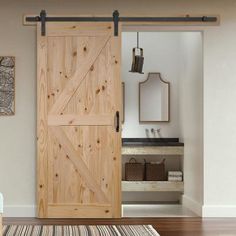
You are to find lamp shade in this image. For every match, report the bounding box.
[129,32,144,74]
[130,47,144,74]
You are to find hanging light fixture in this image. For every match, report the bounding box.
[129,32,144,74]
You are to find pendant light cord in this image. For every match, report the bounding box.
[137,32,139,48]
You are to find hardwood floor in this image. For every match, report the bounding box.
[3,217,236,236]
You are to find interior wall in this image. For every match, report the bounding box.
[121,32,186,204]
[0,0,236,217]
[122,32,182,138]
[178,32,203,216]
[0,4,37,217]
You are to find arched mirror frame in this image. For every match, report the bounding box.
[139,72,170,123]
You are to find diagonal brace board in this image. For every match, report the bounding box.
[50,126,110,204]
[49,33,111,115]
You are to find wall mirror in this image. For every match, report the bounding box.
[139,73,170,122]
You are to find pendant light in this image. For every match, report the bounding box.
[129,32,144,74]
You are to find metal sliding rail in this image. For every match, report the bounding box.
[25,10,218,36]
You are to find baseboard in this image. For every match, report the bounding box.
[182,195,202,216]
[6,203,236,218]
[202,205,236,217]
[4,205,36,217]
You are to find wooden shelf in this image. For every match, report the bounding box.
[122,146,184,155]
[122,181,184,192]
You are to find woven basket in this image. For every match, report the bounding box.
[145,159,166,181]
[125,158,145,181]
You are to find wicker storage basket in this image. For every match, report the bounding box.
[145,159,166,181]
[125,158,145,181]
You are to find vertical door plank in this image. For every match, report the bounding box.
[110,23,122,218]
[37,23,48,218]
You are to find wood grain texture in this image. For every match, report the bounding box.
[122,181,184,192]
[46,22,112,37]
[48,204,112,218]
[48,115,113,126]
[122,146,184,155]
[61,36,116,117]
[110,23,122,218]
[37,22,121,218]
[48,34,111,115]
[37,22,48,218]
[49,126,110,204]
[4,217,236,236]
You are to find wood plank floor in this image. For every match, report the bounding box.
[3,217,236,236]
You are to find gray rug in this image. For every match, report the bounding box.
[3,225,160,236]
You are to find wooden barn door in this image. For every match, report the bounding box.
[37,22,121,218]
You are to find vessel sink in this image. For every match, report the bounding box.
[122,138,184,146]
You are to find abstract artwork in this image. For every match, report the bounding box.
[0,56,15,115]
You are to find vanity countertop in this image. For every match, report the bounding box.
[122,138,184,147]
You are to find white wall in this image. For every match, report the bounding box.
[122,32,182,138]
[178,33,203,216]
[1,0,236,217]
[122,32,184,203]
[0,3,37,217]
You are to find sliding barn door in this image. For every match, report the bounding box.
[37,22,121,218]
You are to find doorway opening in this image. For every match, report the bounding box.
[121,31,203,217]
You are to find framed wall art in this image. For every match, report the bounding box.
[0,56,15,115]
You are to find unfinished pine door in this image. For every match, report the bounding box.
[37,22,121,218]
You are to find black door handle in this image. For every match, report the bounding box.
[116,111,120,132]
